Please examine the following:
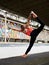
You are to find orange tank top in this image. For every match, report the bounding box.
[25,27,33,36]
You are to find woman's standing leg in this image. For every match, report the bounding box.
[25,35,36,54]
[22,29,37,58]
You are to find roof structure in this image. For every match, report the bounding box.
[0,0,49,26]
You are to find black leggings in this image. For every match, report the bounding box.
[25,17,45,54]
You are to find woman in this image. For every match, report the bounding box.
[12,11,45,58]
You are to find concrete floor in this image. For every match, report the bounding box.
[0,43,49,59]
[0,43,49,65]
[0,52,49,65]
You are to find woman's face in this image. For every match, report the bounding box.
[21,25,25,31]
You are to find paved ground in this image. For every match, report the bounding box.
[0,52,49,65]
